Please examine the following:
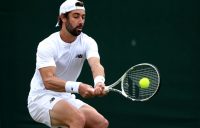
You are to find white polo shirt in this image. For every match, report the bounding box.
[28,32,100,100]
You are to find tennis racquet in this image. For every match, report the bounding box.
[104,63,160,101]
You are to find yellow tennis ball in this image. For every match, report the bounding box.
[139,77,150,89]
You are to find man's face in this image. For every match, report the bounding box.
[65,9,86,36]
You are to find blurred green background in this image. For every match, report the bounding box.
[1,0,200,128]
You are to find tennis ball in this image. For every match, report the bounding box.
[139,77,150,89]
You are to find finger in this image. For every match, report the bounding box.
[98,87,107,96]
[94,88,100,95]
[90,88,95,95]
[94,88,102,96]
[95,88,106,97]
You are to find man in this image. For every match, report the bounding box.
[27,0,109,128]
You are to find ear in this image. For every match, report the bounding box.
[60,14,67,23]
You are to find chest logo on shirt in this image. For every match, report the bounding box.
[76,54,83,58]
[50,97,55,103]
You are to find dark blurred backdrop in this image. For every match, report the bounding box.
[1,0,200,128]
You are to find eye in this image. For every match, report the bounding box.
[73,14,79,18]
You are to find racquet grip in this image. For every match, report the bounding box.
[104,86,110,93]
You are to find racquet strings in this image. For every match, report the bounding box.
[122,64,159,101]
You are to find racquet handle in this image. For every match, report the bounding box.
[104,86,110,93]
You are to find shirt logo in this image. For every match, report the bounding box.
[76,54,83,58]
[50,97,55,103]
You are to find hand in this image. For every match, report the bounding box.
[78,83,95,98]
[94,83,107,97]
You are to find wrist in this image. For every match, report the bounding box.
[65,81,81,93]
[94,75,105,87]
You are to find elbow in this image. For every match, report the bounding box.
[44,84,51,90]
[43,78,52,90]
[44,83,51,90]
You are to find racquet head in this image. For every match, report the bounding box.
[121,63,160,101]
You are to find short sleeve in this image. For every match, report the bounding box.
[86,37,100,59]
[36,42,56,69]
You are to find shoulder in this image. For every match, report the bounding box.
[80,33,95,41]
[38,32,59,50]
[80,33,97,45]
[36,32,60,57]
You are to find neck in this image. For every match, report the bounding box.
[60,27,77,43]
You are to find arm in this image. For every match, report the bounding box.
[39,66,95,98]
[88,57,105,79]
[39,66,66,92]
[88,57,107,96]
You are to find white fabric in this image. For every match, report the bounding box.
[56,0,85,26]
[59,0,85,15]
[28,31,99,100]
[28,92,86,127]
[65,81,81,93]
[94,76,105,87]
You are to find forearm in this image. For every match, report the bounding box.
[43,76,66,92]
[91,62,105,78]
[88,57,105,78]
[39,65,96,97]
[88,57,107,96]
[88,57,106,87]
[44,76,82,94]
[39,66,80,93]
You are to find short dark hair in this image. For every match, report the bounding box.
[75,1,84,7]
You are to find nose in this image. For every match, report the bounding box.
[79,19,84,25]
[79,16,85,24]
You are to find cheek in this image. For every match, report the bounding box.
[69,20,78,27]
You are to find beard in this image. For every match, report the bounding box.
[66,22,83,36]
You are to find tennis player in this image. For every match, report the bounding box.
[27,0,109,128]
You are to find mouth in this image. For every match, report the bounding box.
[76,28,83,33]
[77,28,82,31]
[76,25,83,31]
